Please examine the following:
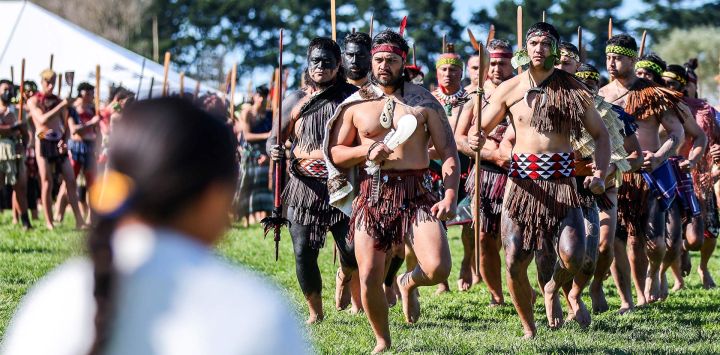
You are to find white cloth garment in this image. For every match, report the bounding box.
[2,224,310,355]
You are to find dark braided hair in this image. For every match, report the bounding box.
[87,98,238,355]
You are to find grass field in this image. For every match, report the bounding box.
[1,212,719,354]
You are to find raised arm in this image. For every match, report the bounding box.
[328,105,369,168]
[27,98,67,126]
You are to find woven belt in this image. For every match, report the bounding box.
[509,152,576,180]
[291,158,328,179]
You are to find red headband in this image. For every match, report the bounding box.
[371,44,407,60]
[489,52,513,59]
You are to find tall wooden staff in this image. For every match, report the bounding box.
[49,54,54,70]
[148,77,155,99]
[179,72,185,97]
[228,63,237,120]
[18,59,25,124]
[608,18,613,39]
[193,80,201,100]
[542,11,546,22]
[638,30,647,58]
[10,67,14,85]
[486,24,495,46]
[95,65,101,114]
[578,26,585,62]
[331,0,337,41]
[517,6,523,74]
[468,28,486,275]
[369,13,374,38]
[57,73,63,96]
[261,28,290,261]
[65,71,75,99]
[162,51,171,97]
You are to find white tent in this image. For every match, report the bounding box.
[0,0,217,100]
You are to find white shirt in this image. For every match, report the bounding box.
[2,224,310,355]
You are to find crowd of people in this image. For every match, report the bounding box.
[1,19,719,354]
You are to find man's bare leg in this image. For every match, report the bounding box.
[590,189,618,314]
[457,223,475,291]
[611,235,635,314]
[398,219,451,324]
[564,207,599,327]
[36,156,55,230]
[501,213,537,338]
[53,182,68,222]
[699,236,717,289]
[659,204,682,300]
[536,208,586,330]
[59,160,85,229]
[355,229,391,353]
[11,163,32,229]
[479,230,504,305]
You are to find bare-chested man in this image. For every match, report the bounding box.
[430,44,472,294]
[54,82,101,223]
[267,37,358,324]
[476,22,610,337]
[454,38,515,301]
[325,29,458,352]
[662,63,719,290]
[0,79,32,229]
[599,34,685,306]
[26,69,84,230]
[573,63,644,315]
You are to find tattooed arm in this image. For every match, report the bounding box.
[646,109,685,170]
[421,95,460,218]
[266,90,305,156]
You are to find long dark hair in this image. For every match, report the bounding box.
[87,98,238,355]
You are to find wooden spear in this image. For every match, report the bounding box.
[49,54,54,70]
[578,26,586,62]
[542,11,546,22]
[18,59,25,124]
[331,0,337,41]
[57,73,63,97]
[229,63,237,120]
[638,30,647,58]
[442,34,447,53]
[10,66,14,84]
[194,80,201,100]
[148,77,154,99]
[517,6,523,74]
[608,18,613,39]
[467,28,486,276]
[179,72,185,97]
[369,13,374,38]
[95,65,101,114]
[162,51,171,97]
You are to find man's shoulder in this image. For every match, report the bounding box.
[402,83,442,111]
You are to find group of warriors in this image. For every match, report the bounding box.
[2,20,719,354]
[266,21,720,353]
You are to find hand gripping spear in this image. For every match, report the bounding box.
[467,28,487,275]
[261,29,290,261]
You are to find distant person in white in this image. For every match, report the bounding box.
[2,98,310,355]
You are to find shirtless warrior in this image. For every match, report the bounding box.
[326,29,459,352]
[476,22,610,337]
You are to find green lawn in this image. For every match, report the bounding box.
[1,211,719,354]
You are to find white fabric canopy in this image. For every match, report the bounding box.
[0,0,218,100]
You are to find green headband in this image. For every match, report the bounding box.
[435,57,464,69]
[575,71,600,81]
[605,45,637,58]
[662,71,687,86]
[635,60,663,77]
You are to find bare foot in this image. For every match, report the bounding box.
[698,267,717,289]
[384,283,397,308]
[306,293,324,324]
[671,278,685,292]
[544,290,564,329]
[435,281,450,295]
[306,313,324,324]
[590,284,609,314]
[372,339,390,354]
[457,278,471,292]
[489,297,505,307]
[645,273,661,304]
[457,264,473,292]
[658,273,669,301]
[522,322,537,339]
[472,273,482,285]
[680,249,692,277]
[618,303,634,315]
[335,268,351,310]
[45,222,55,231]
[567,295,591,328]
[398,273,421,324]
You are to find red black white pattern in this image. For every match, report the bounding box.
[509,152,576,180]
[291,158,329,179]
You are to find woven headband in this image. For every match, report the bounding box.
[575,71,600,81]
[605,45,637,58]
[560,49,580,62]
[436,57,463,69]
[635,60,663,77]
[662,71,687,86]
[371,44,407,60]
[527,30,557,44]
[489,51,513,59]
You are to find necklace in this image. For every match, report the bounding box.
[524,71,547,108]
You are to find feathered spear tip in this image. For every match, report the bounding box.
[260,207,291,261]
[399,16,408,36]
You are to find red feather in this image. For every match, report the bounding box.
[399,16,408,36]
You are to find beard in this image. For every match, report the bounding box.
[345,67,368,81]
[371,70,404,90]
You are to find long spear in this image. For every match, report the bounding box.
[369,13,374,38]
[228,63,237,120]
[95,65,101,115]
[18,59,25,124]
[57,73,63,97]
[331,0,337,41]
[179,72,185,97]
[608,18,613,39]
[49,54,54,70]
[638,30,647,58]
[486,24,495,46]
[467,28,486,276]
[10,67,14,84]
[162,51,171,97]
[148,77,154,99]
[194,80,201,100]
[65,71,75,99]
[261,28,290,261]
[517,6,523,74]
